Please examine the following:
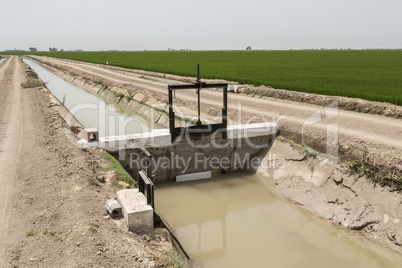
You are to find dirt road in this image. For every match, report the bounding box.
[0,56,24,267]
[31,56,402,177]
[0,56,175,267]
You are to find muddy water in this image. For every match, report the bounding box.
[156,172,402,268]
[23,59,150,137]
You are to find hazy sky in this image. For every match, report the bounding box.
[1,0,401,51]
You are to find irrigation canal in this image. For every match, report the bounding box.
[23,58,402,267]
[23,58,150,137]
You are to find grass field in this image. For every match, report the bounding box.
[6,50,402,106]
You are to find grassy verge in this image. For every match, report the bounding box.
[344,160,402,189]
[21,78,45,88]
[99,151,137,189]
[168,248,187,268]
[26,230,38,237]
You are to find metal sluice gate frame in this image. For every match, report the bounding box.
[168,64,228,143]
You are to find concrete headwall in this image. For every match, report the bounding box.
[96,123,279,183]
[122,134,277,183]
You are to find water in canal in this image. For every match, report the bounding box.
[23,58,150,137]
[156,171,402,268]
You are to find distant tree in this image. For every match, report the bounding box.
[49,47,58,52]
[29,47,37,52]
[246,46,252,51]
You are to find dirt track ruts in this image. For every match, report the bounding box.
[0,57,23,267]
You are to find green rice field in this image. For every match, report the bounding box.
[8,50,402,106]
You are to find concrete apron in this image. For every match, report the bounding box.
[82,123,278,183]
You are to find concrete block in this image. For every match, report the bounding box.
[117,189,153,233]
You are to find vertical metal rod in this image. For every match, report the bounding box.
[147,156,152,180]
[222,86,228,139]
[197,90,201,125]
[197,64,201,126]
[146,184,151,206]
[168,86,175,142]
[150,184,155,210]
[139,176,144,194]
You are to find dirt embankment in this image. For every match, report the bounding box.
[235,85,402,118]
[0,56,177,267]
